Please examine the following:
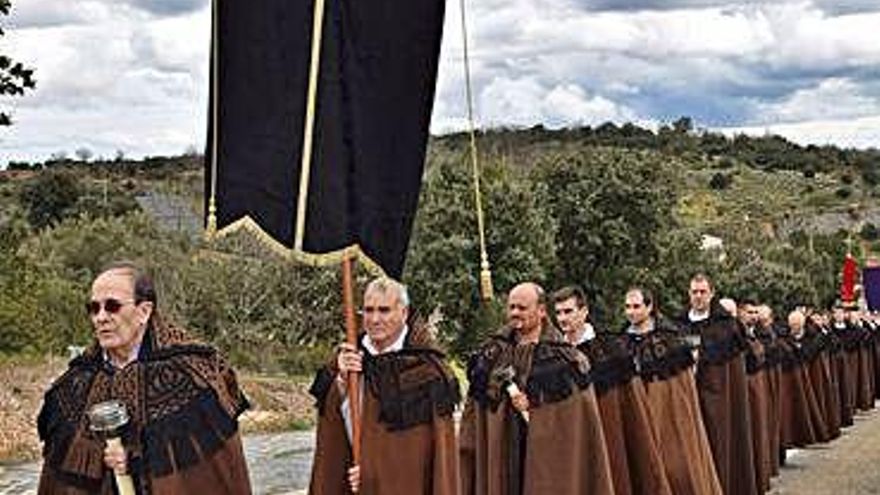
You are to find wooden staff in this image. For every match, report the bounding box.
[342,253,361,467]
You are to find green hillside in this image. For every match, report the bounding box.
[2,122,879,367]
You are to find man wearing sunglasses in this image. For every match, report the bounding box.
[37,261,252,494]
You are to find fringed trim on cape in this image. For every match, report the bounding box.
[798,334,827,363]
[757,334,785,368]
[38,388,113,491]
[837,326,868,352]
[626,330,695,383]
[38,353,102,443]
[308,325,460,431]
[466,335,510,411]
[578,335,636,395]
[745,350,767,374]
[374,374,460,431]
[777,341,803,371]
[143,389,247,478]
[36,358,107,488]
[467,332,592,410]
[745,336,769,374]
[363,348,461,431]
[39,423,107,490]
[524,342,592,407]
[697,329,747,365]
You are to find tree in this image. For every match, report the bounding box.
[18,170,83,228]
[533,147,688,326]
[1,0,36,126]
[74,147,94,162]
[404,154,557,357]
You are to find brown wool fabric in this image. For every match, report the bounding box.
[37,316,251,495]
[626,325,723,495]
[579,334,672,495]
[308,323,460,495]
[459,325,614,495]
[681,309,758,495]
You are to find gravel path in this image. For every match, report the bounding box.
[0,431,314,495]
[769,401,880,495]
[5,402,880,494]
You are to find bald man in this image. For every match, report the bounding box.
[460,282,614,495]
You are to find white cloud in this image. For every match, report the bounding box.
[477,77,636,127]
[756,78,879,123]
[2,0,880,165]
[1,1,209,162]
[757,4,880,70]
[721,115,880,150]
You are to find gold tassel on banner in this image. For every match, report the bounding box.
[204,196,217,241]
[459,0,493,301]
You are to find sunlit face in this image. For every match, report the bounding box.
[362,288,408,352]
[554,297,588,336]
[507,284,545,337]
[90,269,152,359]
[788,312,806,336]
[689,279,713,312]
[757,306,774,327]
[624,290,652,328]
[845,309,859,323]
[742,304,760,326]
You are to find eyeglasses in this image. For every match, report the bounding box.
[85,298,136,316]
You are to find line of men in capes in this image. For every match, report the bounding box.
[35,261,880,494]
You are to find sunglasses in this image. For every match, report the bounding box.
[85,298,136,316]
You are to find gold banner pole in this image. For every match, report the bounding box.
[294,0,327,252]
[205,0,221,240]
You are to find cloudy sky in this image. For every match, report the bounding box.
[1,0,879,165]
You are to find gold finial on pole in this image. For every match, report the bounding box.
[479,253,493,301]
[460,0,493,301]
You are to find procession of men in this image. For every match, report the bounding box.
[35,262,880,494]
[304,271,880,494]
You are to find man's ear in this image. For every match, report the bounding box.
[137,301,154,324]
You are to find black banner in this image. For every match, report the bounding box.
[206,0,446,278]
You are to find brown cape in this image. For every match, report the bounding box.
[37,315,252,495]
[777,335,823,449]
[832,324,857,426]
[855,327,876,410]
[745,332,772,493]
[459,325,614,495]
[678,308,758,495]
[874,327,880,401]
[578,332,672,495]
[756,325,783,477]
[626,322,722,495]
[308,323,460,495]
[802,328,840,442]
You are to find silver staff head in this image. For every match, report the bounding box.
[87,400,130,436]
